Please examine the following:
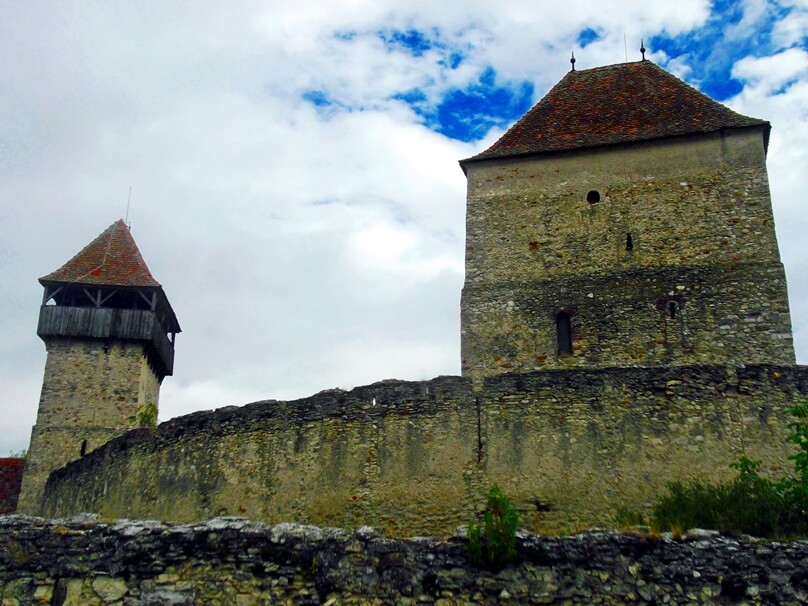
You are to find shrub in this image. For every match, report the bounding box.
[652,457,784,537]
[649,403,808,539]
[467,484,519,568]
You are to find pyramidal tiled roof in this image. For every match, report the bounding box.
[463,60,769,164]
[40,219,161,287]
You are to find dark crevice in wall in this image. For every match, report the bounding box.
[475,395,483,464]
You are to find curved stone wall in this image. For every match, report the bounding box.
[41,365,808,536]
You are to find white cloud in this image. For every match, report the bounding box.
[0,1,806,456]
[732,47,808,92]
[772,4,808,46]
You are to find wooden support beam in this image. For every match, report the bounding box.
[138,291,157,310]
[82,288,100,307]
[42,286,64,305]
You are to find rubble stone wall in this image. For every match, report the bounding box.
[1,515,807,605]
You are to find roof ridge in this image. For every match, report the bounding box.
[569,60,646,74]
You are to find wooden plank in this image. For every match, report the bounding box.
[36,305,174,375]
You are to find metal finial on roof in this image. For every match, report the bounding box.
[570,51,576,72]
[640,39,646,61]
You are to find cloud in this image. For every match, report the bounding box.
[732,46,808,93]
[1,0,806,456]
[772,1,808,46]
[648,0,806,100]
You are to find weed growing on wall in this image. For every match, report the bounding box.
[136,403,158,428]
[649,403,808,538]
[467,484,519,568]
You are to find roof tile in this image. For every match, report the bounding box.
[40,220,161,287]
[463,60,768,163]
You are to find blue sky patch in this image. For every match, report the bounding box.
[375,27,466,69]
[377,28,434,57]
[393,89,428,106]
[650,0,797,100]
[302,90,332,107]
[395,67,534,142]
[444,51,464,70]
[577,28,600,48]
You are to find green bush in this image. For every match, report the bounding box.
[467,484,519,568]
[649,403,808,538]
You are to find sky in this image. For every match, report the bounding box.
[1,0,806,454]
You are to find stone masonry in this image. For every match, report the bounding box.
[459,60,794,381]
[16,340,159,514]
[13,61,804,558]
[2,515,808,605]
[17,219,179,514]
[41,366,808,537]
[461,129,794,380]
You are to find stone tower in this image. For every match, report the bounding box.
[17,220,180,513]
[460,60,795,380]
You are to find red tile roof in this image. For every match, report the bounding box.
[40,219,161,287]
[463,60,768,164]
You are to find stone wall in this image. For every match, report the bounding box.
[0,460,24,515]
[1,515,807,605]
[17,339,160,515]
[40,365,808,536]
[461,130,795,379]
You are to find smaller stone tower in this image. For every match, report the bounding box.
[16,220,180,513]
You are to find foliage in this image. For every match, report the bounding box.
[137,403,158,428]
[648,403,808,538]
[466,484,519,568]
[784,402,808,488]
[467,522,483,563]
[6,449,27,459]
[614,506,647,528]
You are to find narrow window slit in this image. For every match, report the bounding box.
[668,302,677,319]
[80,440,88,457]
[556,312,572,355]
[626,232,633,252]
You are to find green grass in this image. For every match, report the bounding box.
[621,403,808,539]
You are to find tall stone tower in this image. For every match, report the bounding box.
[460,59,795,380]
[17,220,180,513]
